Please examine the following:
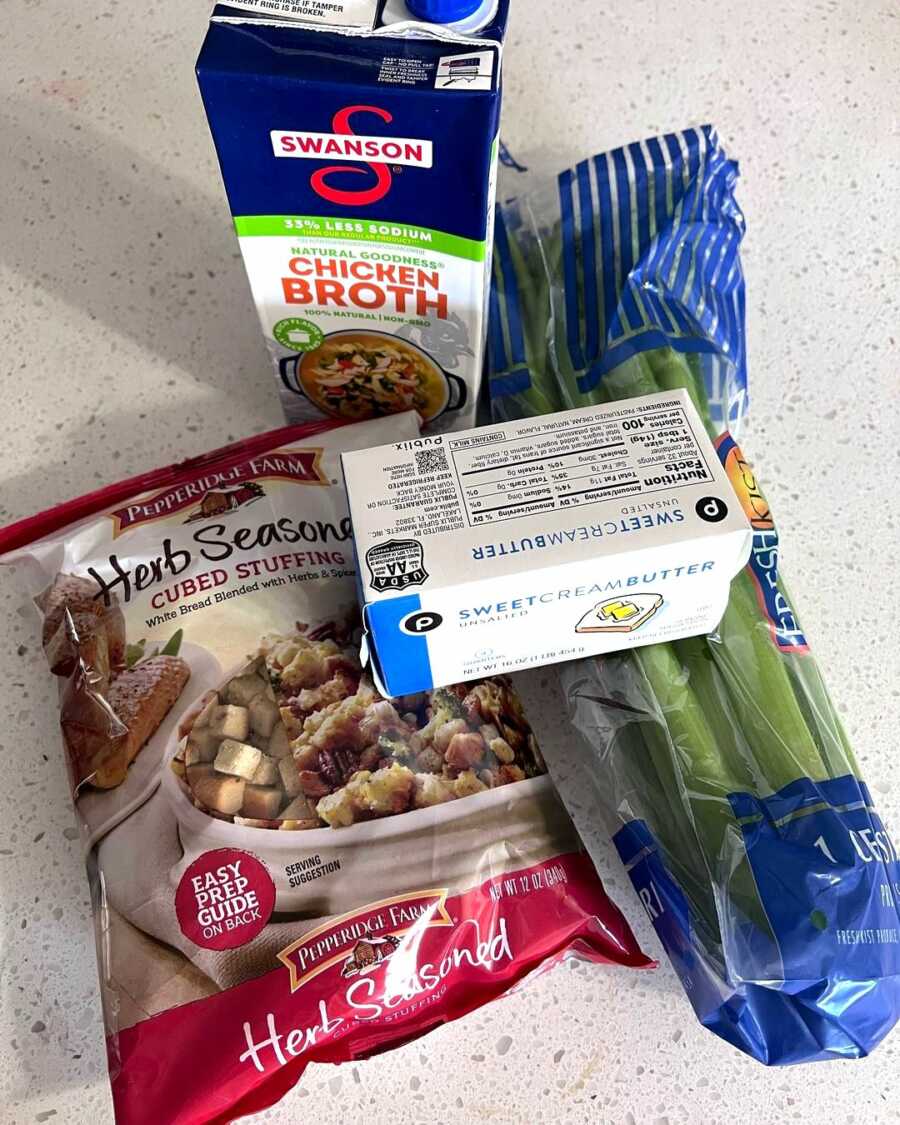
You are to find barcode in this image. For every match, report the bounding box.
[414,448,449,476]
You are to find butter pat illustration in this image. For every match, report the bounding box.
[576,594,664,633]
[342,390,754,696]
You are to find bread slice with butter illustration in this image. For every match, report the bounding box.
[575,594,664,634]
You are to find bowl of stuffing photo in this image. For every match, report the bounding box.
[161,621,579,915]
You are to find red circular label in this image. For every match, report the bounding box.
[175,848,276,951]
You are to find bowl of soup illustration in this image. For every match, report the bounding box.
[279,331,466,423]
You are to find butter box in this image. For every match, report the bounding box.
[342,390,753,695]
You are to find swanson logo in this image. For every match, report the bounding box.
[108,448,327,536]
[270,104,433,207]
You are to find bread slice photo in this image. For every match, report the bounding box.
[62,654,191,790]
[575,593,664,635]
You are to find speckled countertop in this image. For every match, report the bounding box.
[1,1,898,1122]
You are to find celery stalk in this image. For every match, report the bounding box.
[644,347,710,426]
[602,352,660,401]
[623,723,723,947]
[631,644,769,931]
[712,571,829,789]
[785,653,862,780]
[491,222,562,419]
[633,644,741,859]
[673,634,760,790]
[580,652,723,943]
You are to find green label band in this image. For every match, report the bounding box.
[234,215,485,262]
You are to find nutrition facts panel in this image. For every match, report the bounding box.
[448,401,714,526]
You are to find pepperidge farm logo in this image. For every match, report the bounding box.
[107,448,326,536]
[271,105,433,206]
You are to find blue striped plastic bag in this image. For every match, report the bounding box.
[488,126,900,1065]
[490,126,747,434]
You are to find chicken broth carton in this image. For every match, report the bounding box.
[198,1,509,430]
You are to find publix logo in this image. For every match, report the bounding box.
[270,105,433,207]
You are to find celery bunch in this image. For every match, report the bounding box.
[490,218,862,952]
[488,128,900,1064]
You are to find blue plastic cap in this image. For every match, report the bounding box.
[405,0,483,22]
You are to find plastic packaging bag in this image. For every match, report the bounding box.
[488,125,900,1064]
[0,414,651,1123]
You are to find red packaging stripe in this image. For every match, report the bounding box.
[110,853,653,1124]
[0,418,352,554]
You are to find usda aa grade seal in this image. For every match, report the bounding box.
[366,539,428,592]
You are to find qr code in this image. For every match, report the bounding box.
[414,448,449,476]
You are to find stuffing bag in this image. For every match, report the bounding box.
[0,412,650,1124]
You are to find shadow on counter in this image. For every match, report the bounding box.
[0,96,267,410]
[0,398,280,527]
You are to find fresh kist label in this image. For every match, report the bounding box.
[715,431,808,652]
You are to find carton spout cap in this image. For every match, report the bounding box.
[405,0,485,22]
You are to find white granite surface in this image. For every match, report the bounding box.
[1,1,898,1122]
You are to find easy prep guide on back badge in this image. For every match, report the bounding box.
[343,389,754,695]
